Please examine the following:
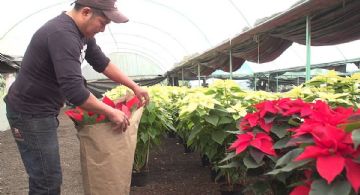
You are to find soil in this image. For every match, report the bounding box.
[0,109,223,195]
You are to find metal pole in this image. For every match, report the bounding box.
[229,40,233,80]
[267,74,270,91]
[198,64,201,87]
[276,73,279,92]
[229,50,233,80]
[306,16,311,81]
[297,77,300,86]
[181,68,184,86]
[254,75,257,91]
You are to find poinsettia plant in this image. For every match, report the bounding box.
[65,95,140,126]
[224,97,360,194]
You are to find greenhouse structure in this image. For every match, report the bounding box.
[1,0,360,194]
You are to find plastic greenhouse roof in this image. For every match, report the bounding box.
[1,0,359,80]
[0,0,306,77]
[167,0,360,80]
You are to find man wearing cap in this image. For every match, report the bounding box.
[4,0,149,194]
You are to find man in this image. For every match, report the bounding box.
[4,0,149,194]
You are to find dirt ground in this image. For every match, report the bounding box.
[0,109,222,195]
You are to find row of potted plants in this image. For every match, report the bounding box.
[100,71,360,193]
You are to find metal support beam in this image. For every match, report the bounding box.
[198,64,201,87]
[306,16,312,81]
[229,40,233,80]
[181,68,184,86]
[276,73,279,92]
[254,75,257,91]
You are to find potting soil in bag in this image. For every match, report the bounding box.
[76,106,143,195]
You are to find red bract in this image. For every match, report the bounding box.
[65,96,139,125]
[255,100,278,118]
[290,185,310,195]
[102,96,116,108]
[64,107,83,121]
[126,96,140,110]
[282,99,313,117]
[345,159,360,193]
[229,132,276,156]
[258,118,272,133]
[310,101,353,126]
[290,170,313,195]
[239,112,259,131]
[294,132,356,184]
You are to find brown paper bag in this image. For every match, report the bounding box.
[77,107,144,195]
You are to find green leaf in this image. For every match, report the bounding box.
[148,127,157,139]
[187,126,202,146]
[264,115,276,124]
[218,116,234,125]
[211,130,226,144]
[211,108,229,117]
[287,135,314,147]
[271,124,289,138]
[273,137,291,149]
[226,130,241,134]
[140,115,148,123]
[288,117,301,126]
[149,113,157,124]
[275,148,304,167]
[267,159,311,175]
[249,148,265,164]
[339,121,360,132]
[250,181,269,195]
[352,129,360,149]
[140,133,148,143]
[204,115,220,126]
[243,154,264,169]
[218,161,241,169]
[310,179,351,195]
[219,152,237,163]
[146,102,156,111]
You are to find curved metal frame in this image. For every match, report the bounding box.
[104,30,179,61]
[99,40,172,69]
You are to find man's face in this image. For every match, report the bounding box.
[82,8,111,38]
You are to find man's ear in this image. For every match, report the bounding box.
[80,7,92,17]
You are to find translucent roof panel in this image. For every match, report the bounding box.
[249,40,360,73]
[0,0,301,77]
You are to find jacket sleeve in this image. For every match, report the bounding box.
[85,38,110,73]
[48,31,90,106]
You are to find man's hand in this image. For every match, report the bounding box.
[133,86,150,106]
[107,108,130,133]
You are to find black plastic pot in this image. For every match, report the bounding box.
[131,170,149,187]
[183,144,194,153]
[166,131,177,138]
[201,155,210,167]
[210,169,226,183]
[219,184,244,195]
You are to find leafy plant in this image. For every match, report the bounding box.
[226,97,360,194]
[105,85,175,173]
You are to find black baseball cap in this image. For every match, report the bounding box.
[75,0,129,23]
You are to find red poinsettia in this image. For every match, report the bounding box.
[229,132,276,156]
[231,98,360,194]
[290,170,313,195]
[65,95,140,125]
[279,98,313,117]
[292,100,360,192]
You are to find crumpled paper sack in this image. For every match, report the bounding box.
[76,101,143,195]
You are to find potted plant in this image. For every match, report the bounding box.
[227,97,360,194]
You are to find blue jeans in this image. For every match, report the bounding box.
[6,103,62,195]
